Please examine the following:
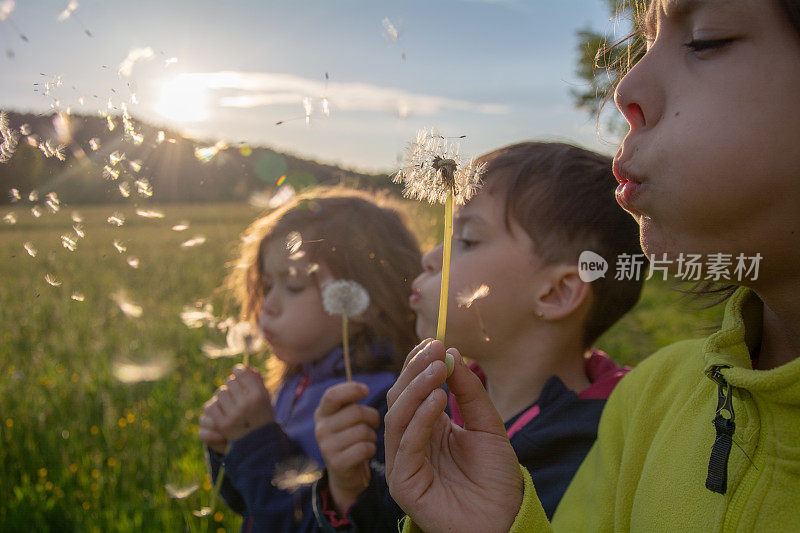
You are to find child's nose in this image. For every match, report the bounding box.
[421,243,444,273]
[614,45,665,133]
[261,290,280,316]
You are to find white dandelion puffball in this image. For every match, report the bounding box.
[393,128,485,205]
[322,280,370,317]
[226,321,266,354]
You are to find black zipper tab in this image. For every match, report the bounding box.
[706,366,735,495]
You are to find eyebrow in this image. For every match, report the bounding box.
[644,0,733,38]
[453,213,486,229]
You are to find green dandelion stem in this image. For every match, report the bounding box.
[436,189,454,343]
[342,315,352,381]
[207,444,229,515]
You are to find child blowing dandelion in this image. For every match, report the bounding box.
[393,129,484,359]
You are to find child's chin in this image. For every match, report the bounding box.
[415,320,434,342]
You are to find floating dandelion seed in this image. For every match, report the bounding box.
[156,130,165,144]
[106,116,115,131]
[394,128,485,345]
[118,182,131,198]
[0,110,20,163]
[194,141,227,163]
[269,185,295,209]
[72,224,85,238]
[126,257,139,269]
[45,274,62,287]
[103,165,119,180]
[28,190,38,202]
[322,280,370,382]
[226,321,265,356]
[180,304,215,329]
[135,209,164,219]
[113,240,126,253]
[166,483,198,500]
[71,211,82,223]
[31,206,42,218]
[164,57,178,67]
[45,192,60,213]
[109,151,125,165]
[71,292,85,302]
[61,234,78,251]
[23,241,36,257]
[135,179,152,197]
[88,137,100,151]
[272,456,323,493]
[19,124,30,136]
[200,341,238,359]
[322,97,330,117]
[285,231,302,255]
[111,290,143,318]
[130,132,143,145]
[128,160,142,173]
[0,1,15,22]
[112,357,173,383]
[303,97,313,125]
[9,188,20,201]
[381,17,400,42]
[456,284,490,308]
[58,1,78,22]
[118,47,154,77]
[3,212,15,224]
[107,213,125,226]
[181,236,206,248]
[171,223,189,232]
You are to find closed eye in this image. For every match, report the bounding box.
[684,38,734,53]
[455,238,479,250]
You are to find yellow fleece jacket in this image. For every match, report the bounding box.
[404,287,800,532]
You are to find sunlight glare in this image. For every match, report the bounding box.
[155,77,210,123]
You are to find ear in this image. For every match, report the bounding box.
[536,265,591,321]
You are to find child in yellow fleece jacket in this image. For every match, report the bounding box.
[383,0,800,531]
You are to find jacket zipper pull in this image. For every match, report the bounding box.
[706,366,735,495]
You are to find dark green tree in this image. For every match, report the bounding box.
[572,0,647,132]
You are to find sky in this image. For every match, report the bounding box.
[0,0,625,174]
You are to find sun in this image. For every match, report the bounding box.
[154,77,210,123]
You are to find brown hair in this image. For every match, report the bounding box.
[475,142,644,348]
[227,187,422,390]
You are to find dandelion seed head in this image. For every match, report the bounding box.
[165,483,198,500]
[226,321,265,355]
[45,274,62,287]
[393,128,485,205]
[322,280,370,317]
[180,236,206,248]
[456,284,490,308]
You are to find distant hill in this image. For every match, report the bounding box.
[0,110,396,205]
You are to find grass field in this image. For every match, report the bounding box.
[0,200,725,531]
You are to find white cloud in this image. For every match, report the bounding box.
[166,71,509,117]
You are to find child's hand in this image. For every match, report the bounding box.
[384,340,523,533]
[314,382,379,513]
[203,364,274,444]
[198,405,228,455]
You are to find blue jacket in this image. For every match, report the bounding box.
[312,350,629,531]
[207,347,397,532]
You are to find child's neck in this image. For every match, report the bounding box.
[753,278,800,370]
[474,331,591,424]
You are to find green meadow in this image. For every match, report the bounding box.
[0,201,724,531]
